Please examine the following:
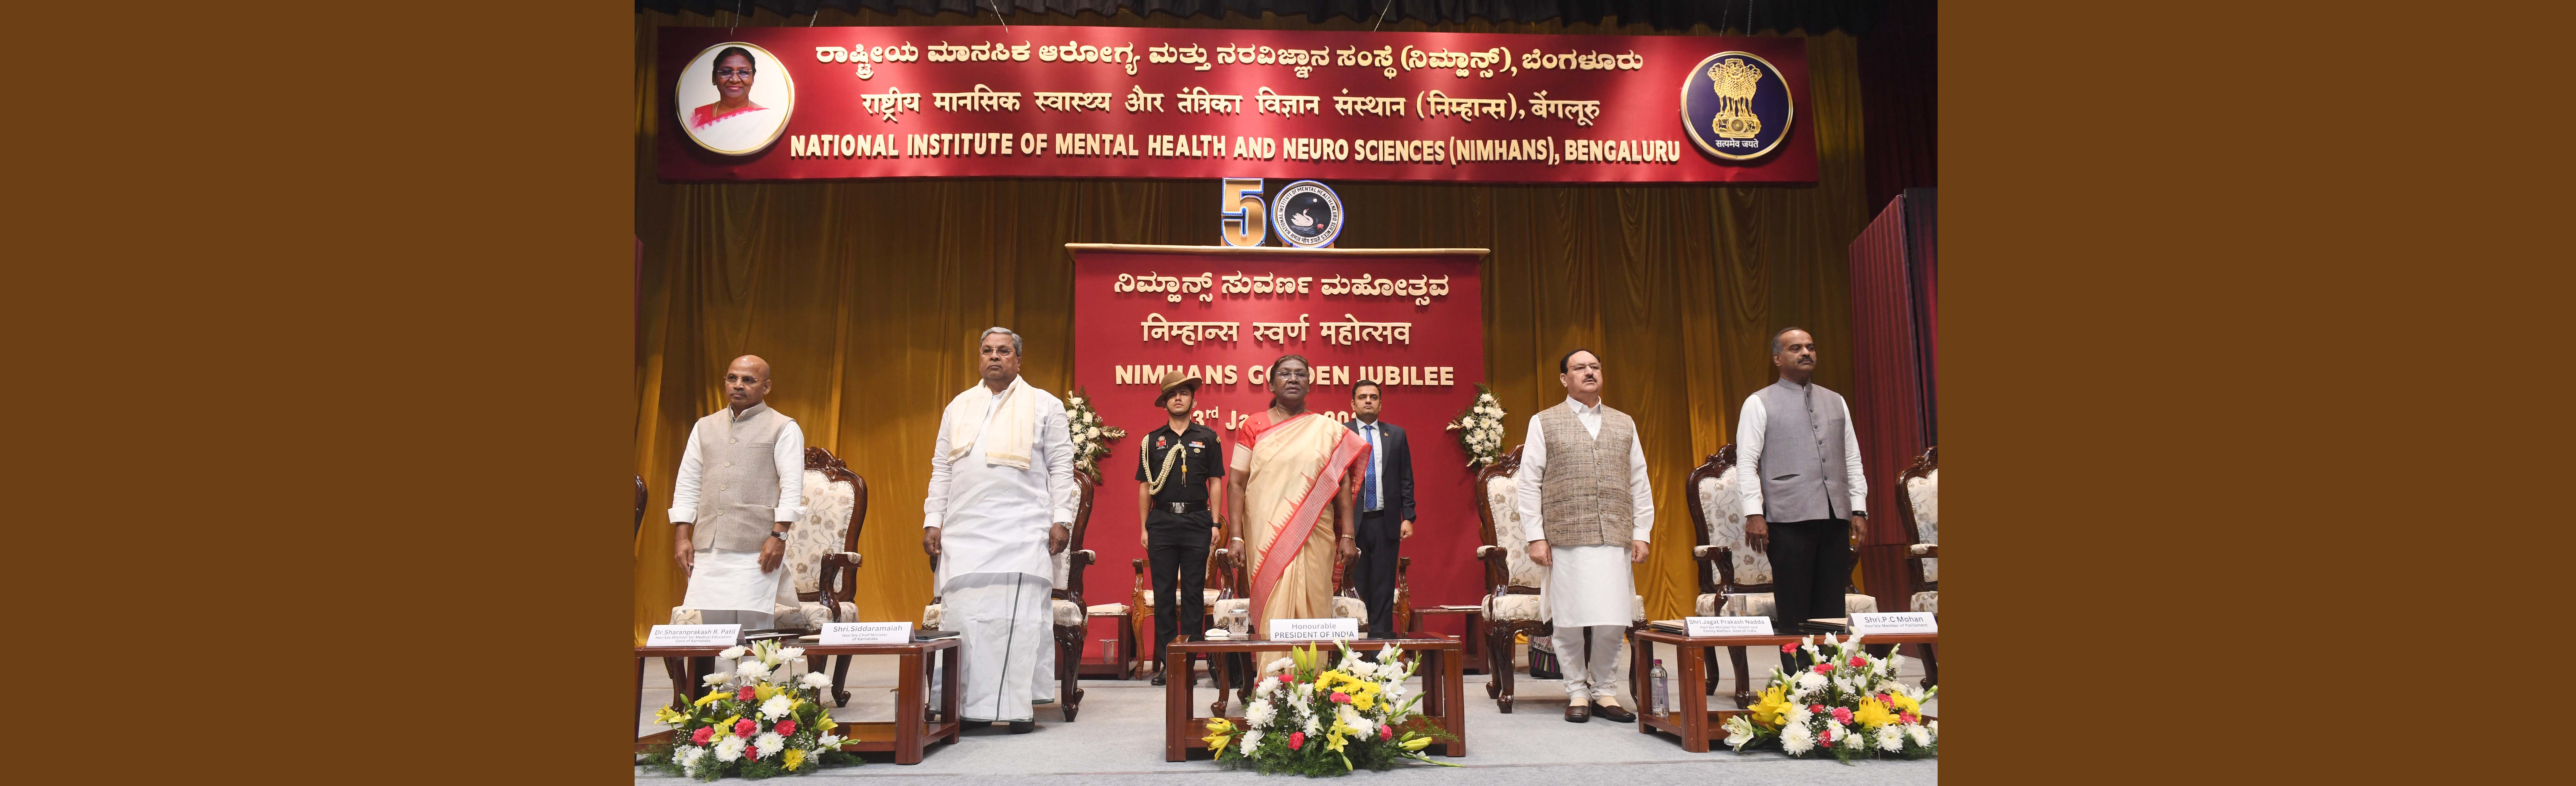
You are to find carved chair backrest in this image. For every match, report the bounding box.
[1897,445,1938,587]
[1471,446,1544,593]
[786,447,865,602]
[1053,479,1097,601]
[1687,446,1773,594]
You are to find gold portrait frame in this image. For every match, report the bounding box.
[675,41,798,157]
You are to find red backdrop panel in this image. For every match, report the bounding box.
[1071,246,1486,650]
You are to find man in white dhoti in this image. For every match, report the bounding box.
[922,328,1077,734]
[1515,349,1653,724]
[670,356,806,684]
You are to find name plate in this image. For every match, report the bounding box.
[820,622,914,645]
[1684,616,1774,637]
[1267,618,1361,642]
[646,624,743,648]
[1849,612,1938,635]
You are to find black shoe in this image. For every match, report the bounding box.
[1590,701,1636,723]
[1563,704,1590,723]
[1150,669,1167,686]
[1008,720,1036,734]
[959,720,992,729]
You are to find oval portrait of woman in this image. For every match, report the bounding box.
[673,42,796,156]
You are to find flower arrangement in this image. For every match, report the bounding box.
[1442,384,1506,467]
[1065,386,1127,484]
[638,640,862,780]
[1203,641,1459,776]
[1721,634,1938,763]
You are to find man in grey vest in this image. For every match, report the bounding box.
[669,355,805,634]
[1515,349,1653,724]
[1734,328,1868,655]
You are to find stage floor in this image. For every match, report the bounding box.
[634,640,1939,783]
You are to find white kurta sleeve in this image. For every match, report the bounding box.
[1515,413,1550,543]
[1628,434,1654,542]
[1841,399,1869,515]
[1734,394,1768,517]
[669,421,706,524]
[773,421,806,523]
[924,409,954,529]
[1042,396,1077,526]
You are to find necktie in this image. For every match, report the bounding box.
[1363,425,1380,512]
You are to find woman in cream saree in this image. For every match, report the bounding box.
[1226,356,1367,660]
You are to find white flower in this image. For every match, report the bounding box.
[1721,714,1757,751]
[1337,705,1373,738]
[1843,726,1866,750]
[1883,653,1904,673]
[1240,728,1265,755]
[737,662,770,683]
[1294,682,1315,704]
[760,694,793,720]
[1786,703,1814,726]
[703,671,733,687]
[816,732,842,748]
[1796,672,1827,695]
[1265,657,1295,675]
[776,646,804,662]
[714,735,747,762]
[1779,723,1815,755]
[1245,698,1277,728]
[1068,397,1083,406]
[717,645,747,660]
[1877,726,1907,752]
[1255,677,1278,697]
[678,743,708,775]
[801,671,833,690]
[754,731,784,759]
[1905,723,1931,747]
[1302,713,1322,735]
[1927,720,1937,738]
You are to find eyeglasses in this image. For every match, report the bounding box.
[724,374,763,384]
[1273,368,1310,380]
[715,67,756,78]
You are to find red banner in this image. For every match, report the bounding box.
[1070,244,1488,642]
[658,25,1813,184]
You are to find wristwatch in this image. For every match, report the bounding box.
[768,530,789,541]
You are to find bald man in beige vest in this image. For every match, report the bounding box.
[670,355,805,631]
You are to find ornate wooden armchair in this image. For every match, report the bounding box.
[667,448,866,706]
[1896,445,1938,688]
[1471,446,1547,713]
[922,477,1099,720]
[1687,447,1881,708]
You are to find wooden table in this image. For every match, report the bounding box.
[1628,629,1937,753]
[1162,636,1467,762]
[1404,606,1487,674]
[634,638,962,765]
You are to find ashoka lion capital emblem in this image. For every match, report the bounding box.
[1706,57,1764,139]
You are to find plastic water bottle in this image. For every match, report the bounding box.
[1650,659,1669,715]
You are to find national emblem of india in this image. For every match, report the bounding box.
[1706,57,1764,139]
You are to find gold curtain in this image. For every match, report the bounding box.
[633,9,1868,641]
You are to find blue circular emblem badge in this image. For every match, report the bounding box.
[1678,51,1793,161]
[1270,181,1343,248]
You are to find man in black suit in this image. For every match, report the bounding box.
[1343,380,1415,639]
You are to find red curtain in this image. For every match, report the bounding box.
[1845,188,1936,611]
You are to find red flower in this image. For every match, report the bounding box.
[1280,674,1294,685]
[1331,692,1351,704]
[1900,711,1917,725]
[1780,644,1796,653]
[1288,732,1305,750]
[692,727,715,745]
[1818,727,1833,744]
[1875,693,1892,705]
[1848,656,1868,668]
[1831,707,1853,724]
[737,686,757,701]
[1809,704,1826,714]
[1812,663,1833,675]
[734,718,758,738]
[775,719,795,737]
[1379,724,1394,741]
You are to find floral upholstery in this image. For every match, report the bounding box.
[670,599,847,630]
[921,604,941,630]
[1698,592,1880,619]
[1907,469,1938,583]
[922,601,1083,629]
[1698,474,1772,586]
[1052,599,1085,627]
[1212,598,1250,629]
[1201,596,1366,630]
[1086,602,1129,615]
[1910,591,1937,616]
[785,469,857,595]
[1483,593,1544,622]
[1332,596,1369,624]
[1486,474,1545,589]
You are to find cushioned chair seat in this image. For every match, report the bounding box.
[1085,602,1129,615]
[1910,591,1936,616]
[920,601,1081,629]
[1206,596,1368,627]
[1482,593,1544,622]
[671,600,855,630]
[1696,592,1881,619]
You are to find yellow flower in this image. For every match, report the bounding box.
[1854,697,1900,729]
[754,683,782,702]
[1399,736,1431,752]
[1202,717,1236,751]
[1886,691,1921,715]
[817,714,838,731]
[693,690,726,708]
[782,749,807,770]
[1748,685,1794,728]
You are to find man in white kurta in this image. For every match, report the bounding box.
[670,355,805,631]
[1515,349,1654,724]
[923,328,1077,732]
